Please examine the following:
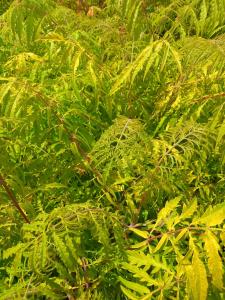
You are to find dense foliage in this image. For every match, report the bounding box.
[0,0,225,299]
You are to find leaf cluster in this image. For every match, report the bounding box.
[0,0,224,299]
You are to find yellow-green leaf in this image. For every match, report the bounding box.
[41,231,47,269]
[110,64,133,95]
[119,276,150,295]
[130,240,148,249]
[73,50,84,76]
[129,228,149,239]
[180,199,197,220]
[185,265,196,300]
[192,251,208,300]
[153,234,168,253]
[156,196,181,225]
[120,285,139,300]
[196,202,225,226]
[175,228,188,243]
[204,231,223,289]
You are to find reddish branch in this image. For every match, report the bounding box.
[194,92,225,103]
[127,226,221,250]
[0,174,30,223]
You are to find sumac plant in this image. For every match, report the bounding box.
[0,0,224,299]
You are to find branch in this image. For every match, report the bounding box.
[147,225,222,243]
[194,92,225,103]
[0,174,30,223]
[127,225,222,250]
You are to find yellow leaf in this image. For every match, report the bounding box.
[144,42,162,79]
[180,199,197,220]
[131,240,148,249]
[110,64,133,95]
[175,228,188,243]
[167,42,182,74]
[186,236,208,300]
[204,231,223,289]
[185,265,196,300]
[220,228,225,245]
[156,196,181,226]
[140,293,152,300]
[153,234,168,253]
[131,45,153,82]
[192,251,208,300]
[196,202,225,226]
[129,228,149,239]
[120,285,139,300]
[73,50,84,76]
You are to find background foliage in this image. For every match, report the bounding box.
[0,0,224,299]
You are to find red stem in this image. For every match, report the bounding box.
[0,174,30,224]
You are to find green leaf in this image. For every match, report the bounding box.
[216,120,225,146]
[119,276,150,295]
[3,243,23,260]
[129,228,149,239]
[122,263,160,286]
[131,45,152,83]
[120,285,139,300]
[38,183,66,191]
[167,42,182,74]
[40,231,47,269]
[52,233,73,270]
